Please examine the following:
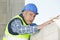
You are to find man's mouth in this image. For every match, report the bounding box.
[30,20,33,22]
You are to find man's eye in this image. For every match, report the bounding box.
[34,15,35,17]
[30,14,32,15]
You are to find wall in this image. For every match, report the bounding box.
[30,18,60,40]
[0,0,25,40]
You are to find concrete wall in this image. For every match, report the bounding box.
[0,0,25,40]
[0,0,7,40]
[30,19,60,40]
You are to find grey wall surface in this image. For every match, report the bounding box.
[0,0,25,40]
[30,22,59,40]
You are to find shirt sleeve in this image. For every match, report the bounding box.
[10,18,39,35]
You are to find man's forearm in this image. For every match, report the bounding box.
[38,15,60,30]
[37,19,54,29]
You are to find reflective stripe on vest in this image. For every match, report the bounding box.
[3,15,30,40]
[3,34,29,40]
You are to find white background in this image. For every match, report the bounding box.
[25,0,60,25]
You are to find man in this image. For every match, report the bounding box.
[3,3,59,40]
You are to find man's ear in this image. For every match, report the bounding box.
[23,11,27,17]
[24,11,28,16]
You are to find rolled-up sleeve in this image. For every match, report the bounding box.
[10,18,38,35]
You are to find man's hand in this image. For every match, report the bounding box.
[37,15,60,30]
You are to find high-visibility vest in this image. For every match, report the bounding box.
[3,15,30,40]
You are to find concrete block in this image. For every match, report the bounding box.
[43,32,58,40]
[0,24,6,40]
[31,22,59,40]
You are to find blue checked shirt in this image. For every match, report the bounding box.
[8,14,39,35]
[10,18,38,35]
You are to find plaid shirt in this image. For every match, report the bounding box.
[10,18,38,35]
[8,14,39,35]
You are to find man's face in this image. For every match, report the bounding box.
[23,11,36,24]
